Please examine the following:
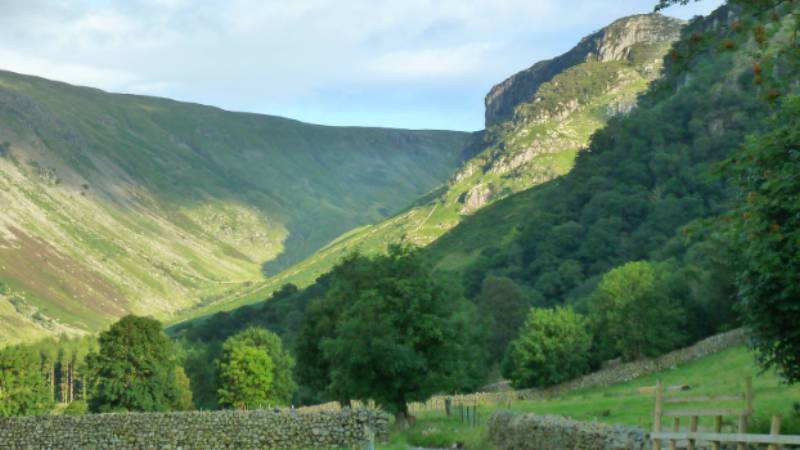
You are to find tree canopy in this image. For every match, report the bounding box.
[0,345,53,416]
[587,261,686,362]
[296,246,486,421]
[86,315,179,413]
[216,327,295,409]
[502,307,592,389]
[725,95,800,383]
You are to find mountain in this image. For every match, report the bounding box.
[426,1,798,306]
[183,14,685,316]
[168,0,800,411]
[0,70,471,343]
[484,14,685,127]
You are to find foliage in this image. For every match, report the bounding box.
[425,1,799,356]
[173,367,194,411]
[502,307,593,389]
[474,276,538,363]
[587,262,686,362]
[0,345,53,416]
[217,327,295,409]
[724,95,800,383]
[297,246,487,417]
[86,315,179,413]
[175,281,323,408]
[62,400,88,416]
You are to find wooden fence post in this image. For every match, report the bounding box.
[653,379,664,450]
[737,376,753,450]
[711,415,722,450]
[767,415,782,450]
[460,404,464,424]
[669,417,680,450]
[687,416,698,450]
[444,398,451,417]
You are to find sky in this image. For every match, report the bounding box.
[0,0,724,131]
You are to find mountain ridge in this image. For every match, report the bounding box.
[484,14,685,126]
[0,69,471,343]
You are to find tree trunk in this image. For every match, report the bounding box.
[68,359,74,403]
[394,403,415,428]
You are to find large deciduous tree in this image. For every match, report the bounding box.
[501,306,592,389]
[588,261,686,362]
[297,246,486,425]
[86,315,179,413]
[725,96,800,383]
[216,327,295,409]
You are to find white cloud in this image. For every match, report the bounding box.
[363,44,492,79]
[0,0,726,130]
[0,49,138,90]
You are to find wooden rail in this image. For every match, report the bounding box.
[649,377,798,449]
[650,431,800,446]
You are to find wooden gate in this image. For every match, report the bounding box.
[649,378,800,449]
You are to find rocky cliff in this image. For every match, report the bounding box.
[485,14,685,127]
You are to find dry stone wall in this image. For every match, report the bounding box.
[488,411,649,450]
[521,328,747,399]
[410,329,746,411]
[0,408,389,450]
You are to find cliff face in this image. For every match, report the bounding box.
[484,14,685,127]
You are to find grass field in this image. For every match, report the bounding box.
[380,346,800,449]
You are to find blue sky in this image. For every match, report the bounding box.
[0,0,723,131]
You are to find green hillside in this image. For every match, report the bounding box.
[426,1,799,307]
[180,14,685,317]
[383,345,800,449]
[171,0,800,406]
[0,70,471,343]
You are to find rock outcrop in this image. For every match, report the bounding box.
[484,14,685,126]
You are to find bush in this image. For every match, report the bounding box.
[62,401,88,416]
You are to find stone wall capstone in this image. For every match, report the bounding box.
[488,410,649,450]
[0,408,390,450]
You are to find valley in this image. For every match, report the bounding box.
[0,71,471,343]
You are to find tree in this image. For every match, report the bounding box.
[86,315,179,412]
[0,345,53,416]
[501,307,592,389]
[475,276,534,362]
[725,95,800,383]
[587,261,686,362]
[653,0,701,11]
[216,327,295,409]
[173,367,194,411]
[295,253,383,406]
[300,246,485,424]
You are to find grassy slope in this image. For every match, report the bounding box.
[186,35,678,318]
[0,70,471,343]
[382,346,800,449]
